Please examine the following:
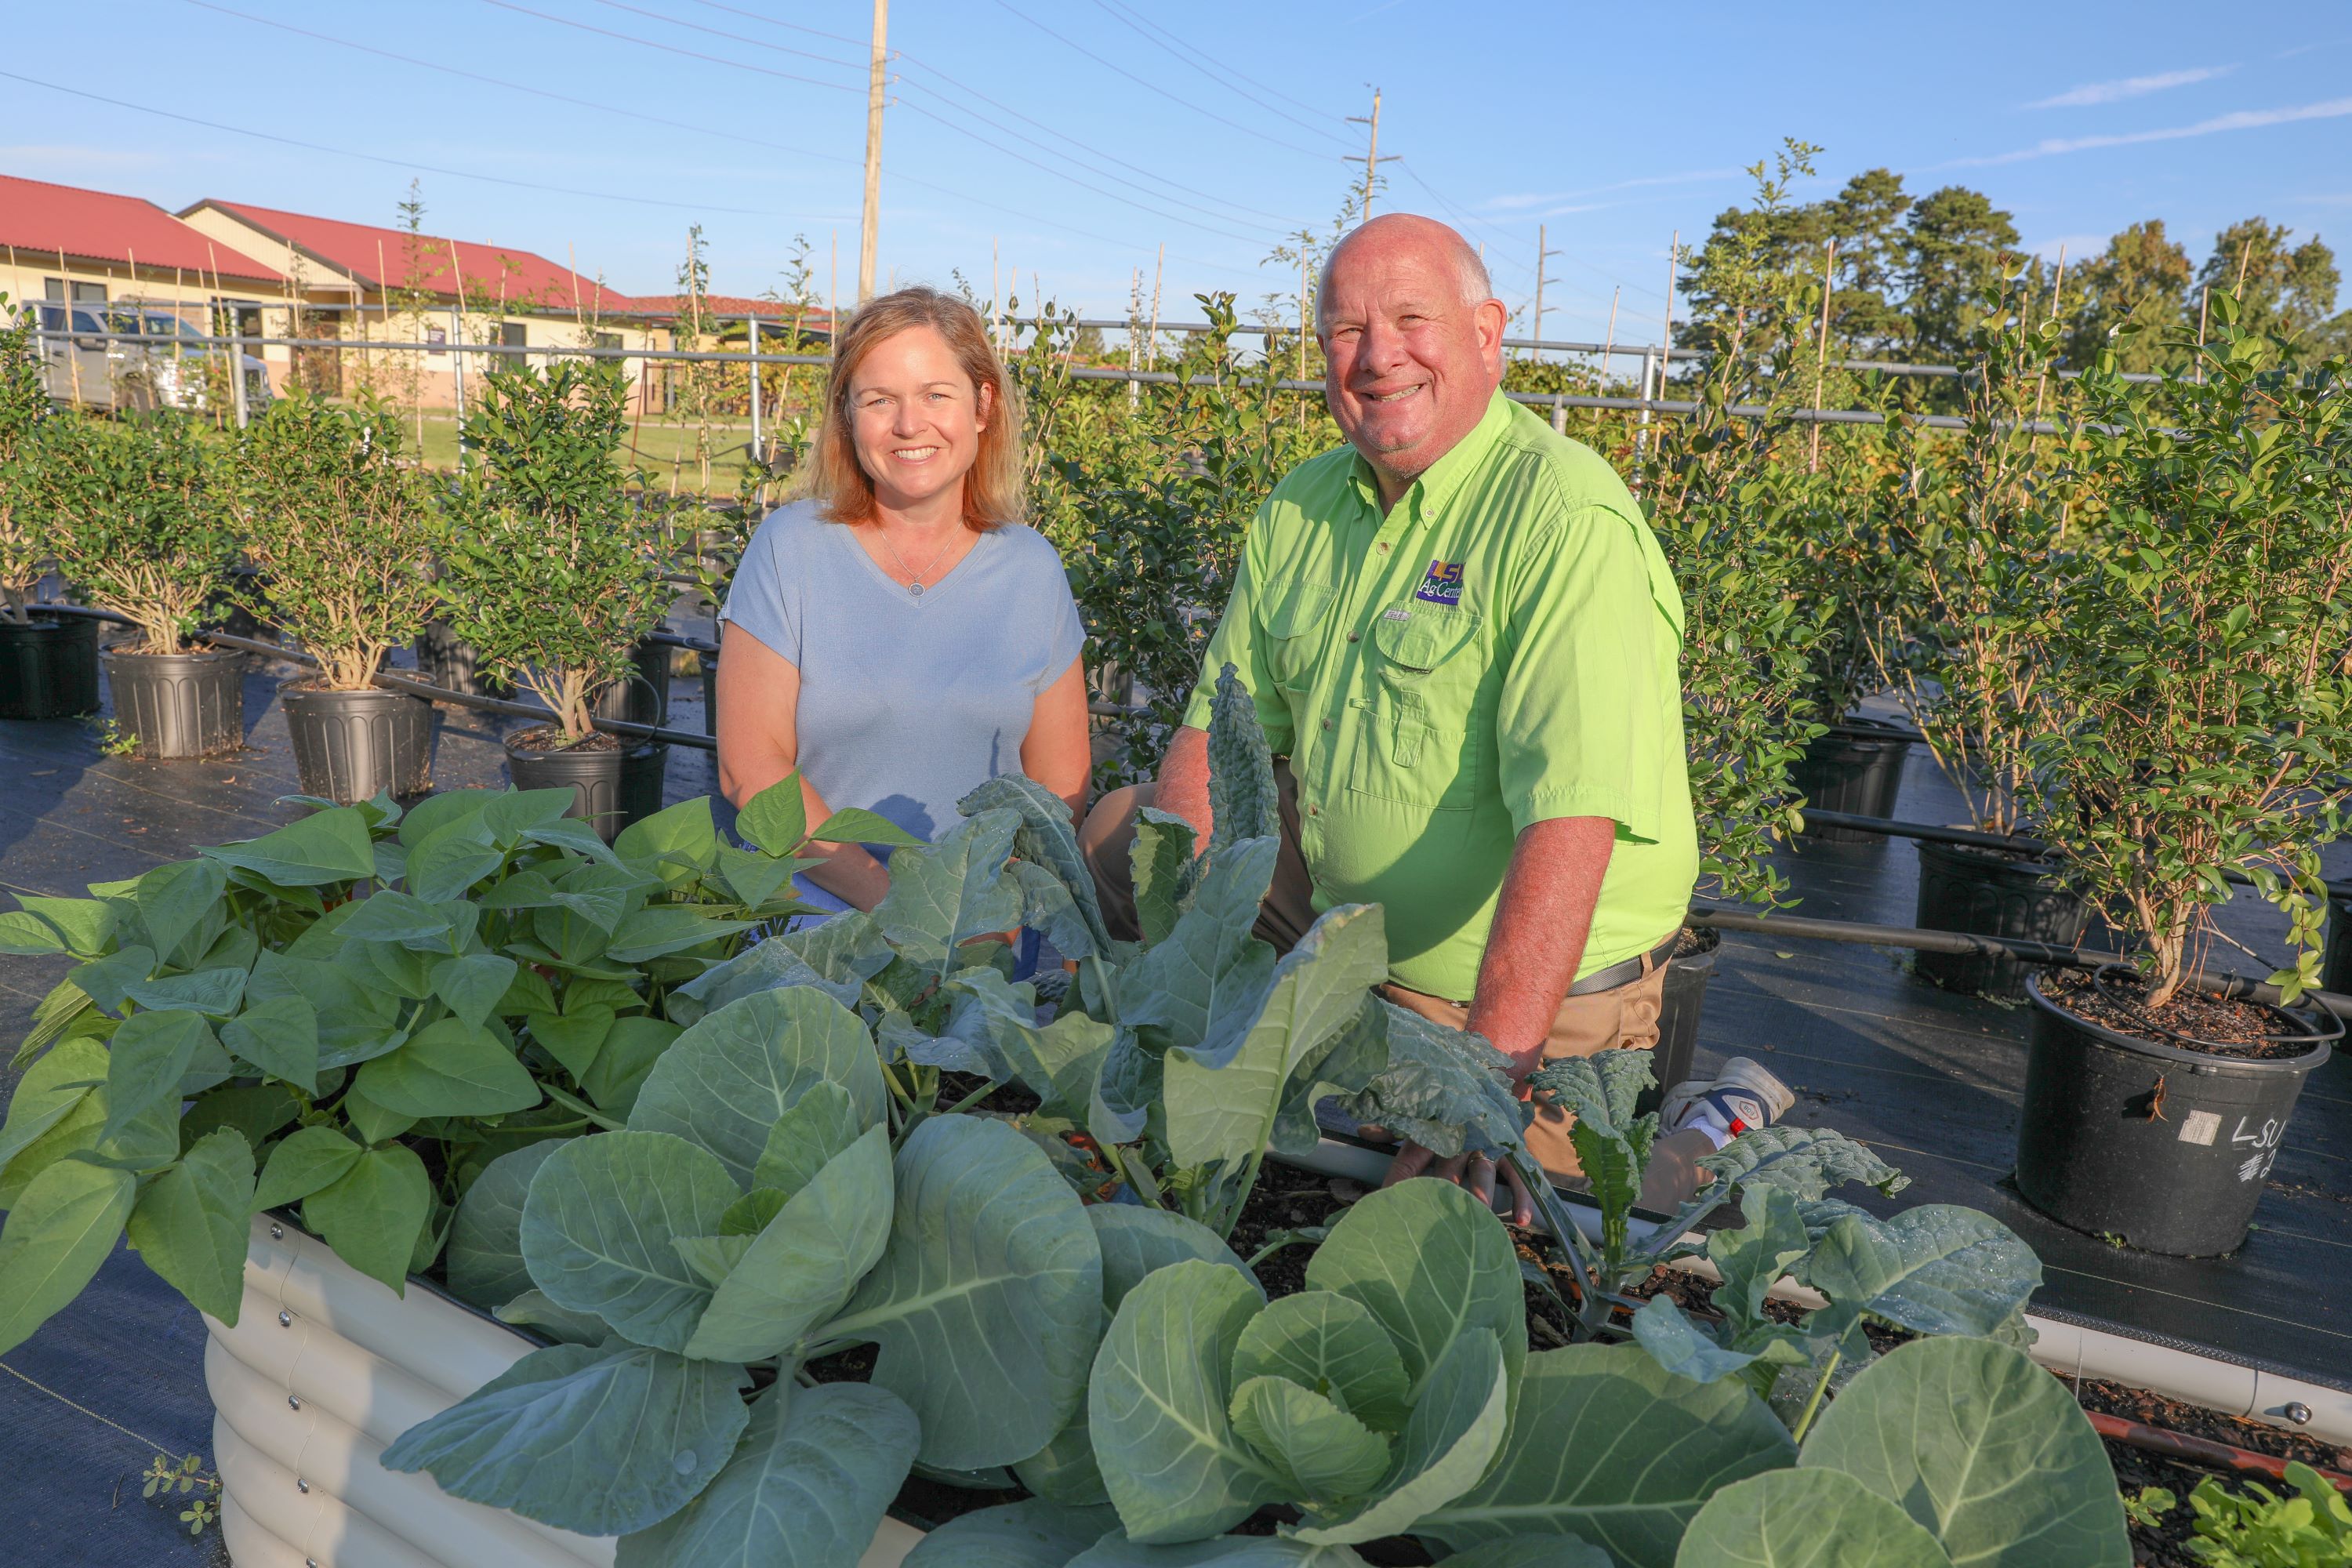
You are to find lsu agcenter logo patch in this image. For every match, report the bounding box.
[1415,559,1465,605]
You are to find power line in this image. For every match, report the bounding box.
[1091,0,1342,123]
[567,0,1301,241]
[0,68,780,217]
[581,0,864,70]
[1393,156,1665,303]
[986,0,1334,160]
[1083,0,1352,147]
[476,0,862,93]
[681,0,865,48]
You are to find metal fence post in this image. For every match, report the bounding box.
[748,315,762,465]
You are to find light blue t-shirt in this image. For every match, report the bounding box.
[720,499,1087,853]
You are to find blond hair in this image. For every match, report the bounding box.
[804,287,1022,531]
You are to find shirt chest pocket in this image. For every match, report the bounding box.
[1265,579,1338,694]
[1348,601,1486,811]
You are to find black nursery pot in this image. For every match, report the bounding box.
[504,729,623,840]
[412,621,509,700]
[617,742,669,833]
[591,637,673,730]
[2016,971,2336,1257]
[699,646,719,738]
[100,642,244,759]
[1642,928,1719,1114]
[2324,890,2352,997]
[0,610,101,719]
[1912,840,2087,1000]
[1791,718,1912,843]
[282,683,434,804]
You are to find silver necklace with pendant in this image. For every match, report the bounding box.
[877,524,956,596]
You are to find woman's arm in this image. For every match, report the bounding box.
[1021,655,1093,827]
[714,620,892,910]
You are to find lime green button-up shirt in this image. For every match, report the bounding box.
[1181,390,1697,1000]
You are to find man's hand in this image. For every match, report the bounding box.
[1381,1139,1534,1227]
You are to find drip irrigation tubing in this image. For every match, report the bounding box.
[2084,1410,2352,1495]
[1684,901,2352,1022]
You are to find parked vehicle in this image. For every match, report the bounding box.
[34,303,270,414]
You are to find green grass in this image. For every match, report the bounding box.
[398,412,767,496]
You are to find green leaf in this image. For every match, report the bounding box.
[398,786,499,848]
[1231,1291,1410,1434]
[1205,662,1279,860]
[604,905,756,964]
[615,1381,919,1568]
[1162,904,1388,1176]
[1123,837,1279,1053]
[1074,1539,1370,1567]
[132,858,229,963]
[338,890,455,946]
[811,805,925,848]
[718,1189,788,1237]
[492,1288,612,1345]
[1434,1538,1613,1568]
[1673,1467,1954,1568]
[1129,808,1199,946]
[354,1019,541,1119]
[1798,1337,2129,1567]
[580,1016,682,1119]
[447,1139,568,1309]
[125,1129,256,1323]
[1629,1295,1766,1386]
[1091,1206,1261,1312]
[0,1156,137,1356]
[960,771,1113,957]
[819,1116,1104,1470]
[713,843,803,911]
[1414,1345,1797,1567]
[628,987,887,1188]
[1091,1259,1286,1543]
[180,1082,302,1153]
[381,1339,751,1537]
[874,809,1022,971]
[666,929,873,1025]
[614,795,718,876]
[430,953,519,1032]
[520,1129,739,1351]
[201,808,378,886]
[0,894,118,957]
[304,1142,432,1294]
[67,943,157,1013]
[1230,1375,1391,1501]
[249,1128,362,1213]
[684,1125,895,1361]
[1699,1126,1908,1204]
[122,967,248,1018]
[247,949,402,1069]
[0,1036,110,1185]
[102,1010,219,1142]
[1798,1204,2042,1341]
[220,996,319,1086]
[1304,1177,1525,1403]
[339,1075,417,1146]
[902,1498,1121,1568]
[735,772,810,853]
[1326,1001,1526,1161]
[752,1080,869,1199]
[528,1004,615,1079]
[1011,858,1103,964]
[944,968,1118,1121]
[1291,1330,1509,1545]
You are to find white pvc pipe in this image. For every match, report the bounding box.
[1272,1138,2352,1449]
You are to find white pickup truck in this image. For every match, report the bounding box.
[37,303,273,414]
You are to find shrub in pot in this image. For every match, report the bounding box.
[41,410,242,757]
[437,359,670,837]
[1873,290,2087,998]
[224,390,443,802]
[2013,293,2352,1254]
[0,292,100,719]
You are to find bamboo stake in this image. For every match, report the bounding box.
[1127,265,1141,412]
[1809,238,1837,472]
[57,248,81,408]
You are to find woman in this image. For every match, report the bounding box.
[715,286,1089,915]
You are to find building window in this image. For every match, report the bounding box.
[593,331,622,351]
[499,320,527,374]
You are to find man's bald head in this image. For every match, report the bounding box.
[1314,214,1508,503]
[1317,214,1494,331]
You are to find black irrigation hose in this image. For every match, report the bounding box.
[1686,901,2352,1023]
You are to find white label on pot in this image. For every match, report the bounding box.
[2177,1109,2221,1146]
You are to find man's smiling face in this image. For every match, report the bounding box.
[1319,215,1506,500]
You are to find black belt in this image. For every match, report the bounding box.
[1565,931,1681,996]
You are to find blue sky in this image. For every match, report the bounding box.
[6,1,2349,338]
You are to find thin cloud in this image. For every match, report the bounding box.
[1940,95,2352,168]
[1481,168,1738,212]
[2029,64,2234,108]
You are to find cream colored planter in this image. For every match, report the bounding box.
[206,1214,927,1568]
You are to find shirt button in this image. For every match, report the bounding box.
[1376,542,1390,554]
[1306,804,1319,817]
[1320,717,1332,731]
[1348,632,1360,643]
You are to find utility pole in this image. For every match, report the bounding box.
[1345,87,1397,223]
[858,0,889,305]
[1531,224,1561,363]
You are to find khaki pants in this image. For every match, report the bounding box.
[1078,763,1708,1208]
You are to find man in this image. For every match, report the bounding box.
[1080,214,1789,1223]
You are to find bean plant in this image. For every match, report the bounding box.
[224,390,441,691]
[2025,294,2352,1006]
[436,359,670,740]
